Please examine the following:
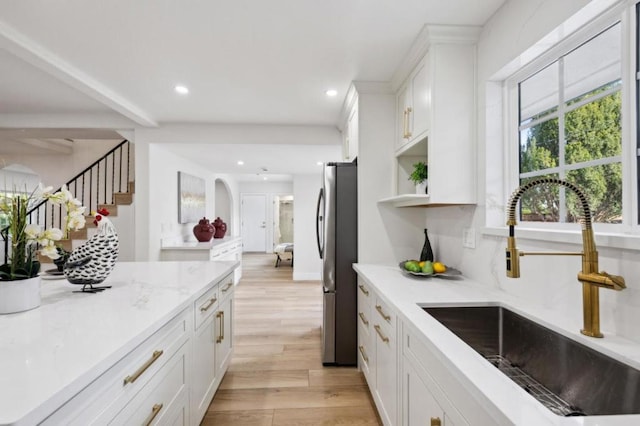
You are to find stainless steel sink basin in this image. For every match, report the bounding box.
[423,305,640,417]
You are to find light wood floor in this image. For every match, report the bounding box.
[202,253,381,426]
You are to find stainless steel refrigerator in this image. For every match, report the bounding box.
[316,161,358,366]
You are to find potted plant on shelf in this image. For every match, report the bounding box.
[409,161,428,194]
[0,184,86,314]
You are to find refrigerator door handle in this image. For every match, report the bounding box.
[316,187,324,259]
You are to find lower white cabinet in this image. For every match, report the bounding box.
[41,270,236,426]
[403,357,457,426]
[358,277,399,426]
[191,273,234,425]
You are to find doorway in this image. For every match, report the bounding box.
[241,194,267,252]
[273,195,293,246]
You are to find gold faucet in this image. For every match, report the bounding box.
[506,177,625,338]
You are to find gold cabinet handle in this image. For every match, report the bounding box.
[358,345,369,363]
[216,311,225,343]
[430,417,441,426]
[123,350,163,386]
[358,312,369,326]
[402,108,409,139]
[405,106,413,138]
[200,297,217,312]
[143,403,164,426]
[375,305,391,322]
[374,325,389,343]
[358,284,369,296]
[221,282,233,293]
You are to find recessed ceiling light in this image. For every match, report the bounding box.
[317,161,323,166]
[325,89,338,97]
[174,85,189,95]
[263,176,268,181]
[237,160,244,165]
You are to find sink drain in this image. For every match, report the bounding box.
[485,355,586,417]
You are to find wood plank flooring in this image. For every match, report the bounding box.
[202,253,381,425]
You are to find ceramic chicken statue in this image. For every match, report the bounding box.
[64,208,119,292]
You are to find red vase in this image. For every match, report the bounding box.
[213,217,227,239]
[193,217,215,242]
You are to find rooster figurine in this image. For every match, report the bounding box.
[64,208,119,292]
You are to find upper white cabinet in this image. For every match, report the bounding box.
[340,87,360,162]
[396,56,429,151]
[383,25,480,207]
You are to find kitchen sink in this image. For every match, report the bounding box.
[423,305,640,417]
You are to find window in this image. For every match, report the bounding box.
[516,23,622,224]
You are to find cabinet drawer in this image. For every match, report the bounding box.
[373,296,395,330]
[42,309,190,425]
[358,320,374,385]
[357,277,372,304]
[109,342,189,425]
[195,285,219,329]
[218,274,234,302]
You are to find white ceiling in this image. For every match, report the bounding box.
[0,0,506,177]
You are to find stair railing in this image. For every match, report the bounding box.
[2,139,133,264]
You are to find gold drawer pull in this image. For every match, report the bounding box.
[200,297,217,312]
[358,284,369,296]
[123,350,163,386]
[374,325,389,343]
[143,403,164,426]
[358,312,369,326]
[221,282,233,293]
[358,345,369,363]
[430,417,441,426]
[375,305,391,322]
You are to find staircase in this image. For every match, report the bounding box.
[2,140,135,264]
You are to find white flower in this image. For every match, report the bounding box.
[39,242,60,260]
[42,228,63,241]
[67,214,86,231]
[24,224,42,239]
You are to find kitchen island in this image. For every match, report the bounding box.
[354,263,640,426]
[0,260,238,426]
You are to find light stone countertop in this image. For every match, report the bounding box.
[354,263,640,426]
[0,260,238,426]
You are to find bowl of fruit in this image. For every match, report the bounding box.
[399,260,462,278]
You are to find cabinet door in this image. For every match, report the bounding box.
[374,321,397,425]
[396,83,412,150]
[191,314,217,423]
[347,105,359,161]
[404,360,445,426]
[215,295,234,373]
[410,57,429,141]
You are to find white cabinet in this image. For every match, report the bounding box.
[340,86,359,161]
[396,56,429,151]
[161,237,243,284]
[383,25,480,207]
[403,357,458,426]
[191,273,234,426]
[357,277,398,426]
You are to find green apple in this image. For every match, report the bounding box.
[421,260,434,274]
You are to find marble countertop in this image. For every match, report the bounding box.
[161,235,241,250]
[354,263,640,426]
[0,260,238,426]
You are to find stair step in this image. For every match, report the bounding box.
[57,239,73,252]
[129,181,135,194]
[98,204,118,217]
[69,228,88,240]
[114,192,133,205]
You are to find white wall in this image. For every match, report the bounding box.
[134,137,241,261]
[293,174,322,280]
[420,0,640,341]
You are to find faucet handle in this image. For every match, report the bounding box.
[600,271,626,290]
[577,271,626,290]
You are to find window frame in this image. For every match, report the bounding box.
[505,3,636,235]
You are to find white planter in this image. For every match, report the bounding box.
[0,276,41,314]
[415,180,428,195]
